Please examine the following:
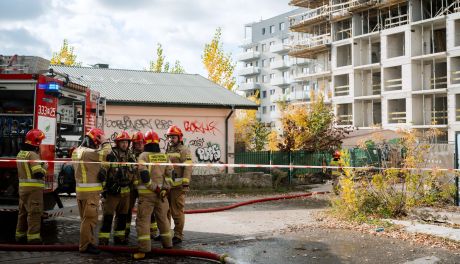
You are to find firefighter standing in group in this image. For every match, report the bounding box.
[15,129,47,244]
[125,131,144,240]
[72,128,111,254]
[329,150,342,195]
[99,131,133,245]
[165,125,192,245]
[133,130,172,260]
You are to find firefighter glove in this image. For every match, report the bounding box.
[140,170,150,184]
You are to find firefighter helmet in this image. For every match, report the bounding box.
[114,131,131,142]
[131,131,145,143]
[24,129,46,147]
[144,130,160,145]
[333,150,341,159]
[166,125,183,141]
[86,128,105,145]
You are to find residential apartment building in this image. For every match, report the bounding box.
[288,0,460,143]
[237,9,312,129]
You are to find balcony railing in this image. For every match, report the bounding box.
[239,82,260,91]
[431,110,448,125]
[238,66,260,76]
[452,70,460,85]
[290,6,329,30]
[372,83,381,95]
[237,51,260,62]
[270,77,290,86]
[270,60,290,70]
[384,13,408,29]
[270,43,290,53]
[337,114,353,125]
[384,78,402,91]
[334,84,350,96]
[388,111,406,123]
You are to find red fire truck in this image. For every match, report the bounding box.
[0,56,106,219]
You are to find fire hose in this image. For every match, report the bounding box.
[0,191,328,263]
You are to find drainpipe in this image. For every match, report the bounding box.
[225,106,235,174]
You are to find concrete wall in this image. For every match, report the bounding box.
[104,105,235,175]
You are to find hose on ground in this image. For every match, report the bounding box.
[0,244,236,263]
[185,191,328,214]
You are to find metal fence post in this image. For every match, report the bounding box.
[289,151,293,185]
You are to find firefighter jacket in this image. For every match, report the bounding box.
[166,144,192,188]
[136,152,172,195]
[72,143,111,199]
[16,150,47,190]
[104,147,134,196]
[329,158,342,177]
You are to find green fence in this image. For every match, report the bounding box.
[234,148,382,177]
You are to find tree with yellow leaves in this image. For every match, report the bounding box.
[202,28,236,90]
[149,43,185,73]
[50,39,81,66]
[278,93,351,152]
[234,91,269,151]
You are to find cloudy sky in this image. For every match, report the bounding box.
[0,0,295,76]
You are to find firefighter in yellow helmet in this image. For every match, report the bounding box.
[133,130,172,260]
[99,131,133,245]
[15,129,46,244]
[329,150,342,195]
[72,128,111,254]
[165,125,192,245]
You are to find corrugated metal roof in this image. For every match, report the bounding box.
[51,65,258,109]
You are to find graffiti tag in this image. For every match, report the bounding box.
[183,120,221,135]
[105,116,172,131]
[188,137,205,148]
[196,143,221,162]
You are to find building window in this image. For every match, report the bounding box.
[262,91,267,98]
[262,44,266,51]
[270,73,275,79]
[270,25,275,34]
[282,37,289,44]
[270,89,275,95]
[262,59,266,67]
[269,57,275,63]
[255,76,259,82]
[270,105,276,112]
[291,86,295,92]
[262,75,267,82]
[254,45,259,51]
[262,28,266,35]
[269,41,275,46]
[262,106,267,114]
[279,22,285,31]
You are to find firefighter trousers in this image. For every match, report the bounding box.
[125,189,137,237]
[77,193,100,252]
[16,188,43,243]
[100,193,130,242]
[136,193,172,251]
[167,187,186,240]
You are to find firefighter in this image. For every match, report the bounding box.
[165,125,192,245]
[72,128,111,254]
[99,131,133,245]
[329,150,342,195]
[15,129,46,244]
[125,131,144,240]
[133,130,172,260]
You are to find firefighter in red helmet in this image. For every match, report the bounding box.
[165,125,192,245]
[15,129,47,244]
[72,127,111,254]
[99,131,134,245]
[133,130,172,259]
[329,150,342,195]
[125,131,144,239]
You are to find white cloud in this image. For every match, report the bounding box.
[0,0,295,76]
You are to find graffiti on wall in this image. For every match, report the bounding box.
[195,143,221,162]
[187,137,205,148]
[183,120,221,135]
[105,116,172,131]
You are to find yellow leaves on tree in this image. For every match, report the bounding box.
[202,28,236,90]
[149,43,185,73]
[50,39,81,66]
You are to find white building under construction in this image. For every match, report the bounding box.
[287,0,460,143]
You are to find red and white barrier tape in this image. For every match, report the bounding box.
[0,158,458,172]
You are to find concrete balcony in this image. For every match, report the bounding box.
[238,82,260,91]
[270,60,291,70]
[237,51,260,62]
[270,77,291,86]
[289,34,332,59]
[290,58,309,65]
[238,66,260,76]
[270,43,290,54]
[288,92,309,101]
